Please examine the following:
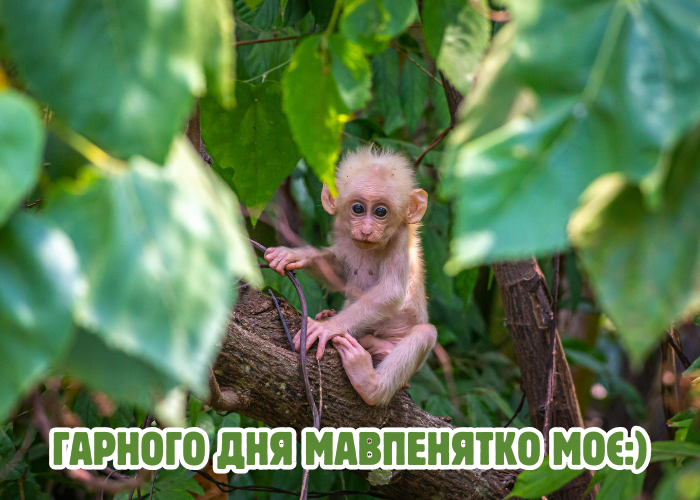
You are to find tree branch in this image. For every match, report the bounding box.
[212,287,518,500]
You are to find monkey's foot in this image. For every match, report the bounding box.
[332,334,383,405]
[315,309,336,320]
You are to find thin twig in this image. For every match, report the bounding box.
[24,199,41,208]
[391,46,443,86]
[543,254,560,451]
[269,289,296,352]
[248,238,321,500]
[668,330,691,369]
[235,35,299,46]
[504,392,526,427]
[414,124,453,170]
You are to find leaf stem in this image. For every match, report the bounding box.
[323,0,345,38]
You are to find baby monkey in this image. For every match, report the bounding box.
[265,146,436,405]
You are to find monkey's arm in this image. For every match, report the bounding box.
[264,246,342,286]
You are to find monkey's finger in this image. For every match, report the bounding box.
[317,335,330,360]
[286,259,307,270]
[293,330,301,350]
[264,248,278,260]
[305,331,321,352]
[332,336,353,350]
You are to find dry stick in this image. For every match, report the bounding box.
[247,238,320,500]
[543,254,561,451]
[668,330,691,369]
[413,124,453,170]
[235,35,299,46]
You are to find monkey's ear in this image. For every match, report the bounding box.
[321,184,336,215]
[407,189,428,224]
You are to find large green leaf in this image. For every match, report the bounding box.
[283,35,348,195]
[45,139,260,394]
[0,428,25,480]
[422,0,490,95]
[202,82,300,222]
[0,90,44,224]
[328,34,372,111]
[399,54,429,133]
[570,129,700,362]
[56,328,180,411]
[442,0,700,269]
[340,0,417,55]
[371,49,404,134]
[587,467,644,500]
[506,461,584,499]
[0,213,79,418]
[0,0,234,163]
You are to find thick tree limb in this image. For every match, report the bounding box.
[493,261,593,500]
[212,286,518,500]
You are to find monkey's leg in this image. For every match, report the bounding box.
[334,325,437,405]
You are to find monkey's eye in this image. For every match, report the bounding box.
[352,204,365,215]
[374,207,388,218]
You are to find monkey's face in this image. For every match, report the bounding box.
[343,195,400,249]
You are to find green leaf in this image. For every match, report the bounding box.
[435,0,490,96]
[442,0,700,270]
[0,213,79,419]
[590,467,645,500]
[45,138,260,395]
[651,441,700,462]
[202,81,300,222]
[400,54,429,133]
[0,0,234,163]
[340,0,417,55]
[0,428,25,481]
[57,328,180,410]
[422,0,490,96]
[570,129,700,362]
[283,35,348,195]
[308,0,335,29]
[284,0,310,26]
[115,468,204,500]
[371,49,404,134]
[506,461,585,499]
[328,34,372,111]
[0,90,45,225]
[74,391,102,428]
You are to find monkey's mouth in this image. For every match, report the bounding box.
[353,239,378,249]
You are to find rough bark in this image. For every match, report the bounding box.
[212,286,518,500]
[492,261,593,500]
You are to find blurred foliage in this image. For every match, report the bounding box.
[1,0,700,498]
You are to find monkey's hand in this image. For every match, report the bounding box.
[264,247,310,276]
[293,317,343,360]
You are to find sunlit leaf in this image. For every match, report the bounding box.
[423,0,490,95]
[0,90,44,224]
[202,81,300,222]
[442,0,700,269]
[328,34,372,111]
[45,138,260,395]
[0,213,79,418]
[0,0,234,163]
[283,35,348,195]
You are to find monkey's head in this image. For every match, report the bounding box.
[321,146,428,250]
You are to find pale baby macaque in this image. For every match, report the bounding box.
[264,146,437,405]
